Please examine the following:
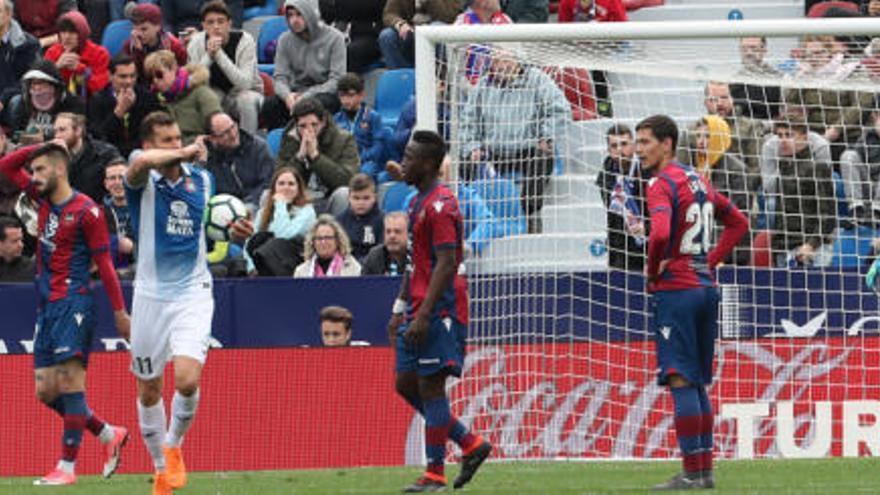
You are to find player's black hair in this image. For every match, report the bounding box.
[140,111,178,141]
[30,142,71,168]
[636,114,679,150]
[0,215,22,241]
[410,130,446,171]
[337,73,365,94]
[109,53,135,74]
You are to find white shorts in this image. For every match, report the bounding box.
[130,293,214,380]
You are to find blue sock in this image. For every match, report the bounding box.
[697,386,714,472]
[405,394,477,451]
[61,392,89,463]
[671,387,703,475]
[423,397,451,479]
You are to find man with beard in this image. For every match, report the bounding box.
[53,112,123,203]
[0,141,131,485]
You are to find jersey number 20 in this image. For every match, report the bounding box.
[681,202,715,255]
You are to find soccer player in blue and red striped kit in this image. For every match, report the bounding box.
[0,142,132,486]
[388,130,492,492]
[636,115,749,490]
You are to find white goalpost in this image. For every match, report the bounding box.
[410,18,880,463]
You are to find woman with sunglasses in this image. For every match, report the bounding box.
[143,49,221,144]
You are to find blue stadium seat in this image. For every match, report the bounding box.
[257,16,288,74]
[471,177,527,237]
[829,225,876,268]
[832,170,849,218]
[266,128,284,158]
[244,0,278,21]
[101,20,132,58]
[375,69,416,129]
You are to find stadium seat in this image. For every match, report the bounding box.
[259,71,274,98]
[829,225,876,268]
[544,67,598,121]
[244,0,279,21]
[471,177,527,237]
[101,20,132,58]
[375,69,416,129]
[832,170,849,219]
[257,16,287,74]
[751,230,773,267]
[266,128,284,158]
[381,181,416,212]
[807,1,859,18]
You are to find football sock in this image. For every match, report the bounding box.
[671,386,702,477]
[403,393,477,452]
[447,416,479,454]
[423,397,452,479]
[138,399,167,471]
[60,392,88,465]
[697,386,714,473]
[86,412,114,443]
[166,389,200,448]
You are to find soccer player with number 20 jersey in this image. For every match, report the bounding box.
[636,115,748,491]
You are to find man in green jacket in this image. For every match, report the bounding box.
[277,97,360,215]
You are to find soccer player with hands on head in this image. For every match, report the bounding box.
[388,131,492,493]
[636,115,748,491]
[0,139,131,486]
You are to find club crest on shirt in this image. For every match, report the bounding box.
[63,212,74,224]
[184,177,196,192]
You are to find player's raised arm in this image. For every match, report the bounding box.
[0,144,41,193]
[646,177,673,281]
[126,142,203,188]
[707,188,749,269]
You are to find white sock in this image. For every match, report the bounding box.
[137,399,167,472]
[56,459,75,474]
[165,389,200,448]
[98,424,115,444]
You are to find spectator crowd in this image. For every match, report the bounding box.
[1,0,880,293]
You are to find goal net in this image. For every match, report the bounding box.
[412,18,880,463]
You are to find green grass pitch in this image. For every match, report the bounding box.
[2,458,878,494]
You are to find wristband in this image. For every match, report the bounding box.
[392,298,406,315]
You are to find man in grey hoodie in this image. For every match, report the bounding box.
[261,0,346,131]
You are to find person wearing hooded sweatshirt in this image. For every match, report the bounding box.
[43,11,110,100]
[14,0,77,48]
[261,0,346,131]
[144,49,222,144]
[679,115,752,265]
[10,59,85,142]
[0,1,40,122]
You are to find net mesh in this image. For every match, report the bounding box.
[427,28,880,461]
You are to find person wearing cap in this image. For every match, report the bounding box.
[0,0,40,126]
[123,3,187,85]
[260,0,346,131]
[9,60,85,143]
[43,11,110,99]
[186,0,262,134]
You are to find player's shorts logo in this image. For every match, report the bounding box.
[659,326,671,340]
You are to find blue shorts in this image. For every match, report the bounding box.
[33,295,96,369]
[395,316,467,377]
[651,287,719,386]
